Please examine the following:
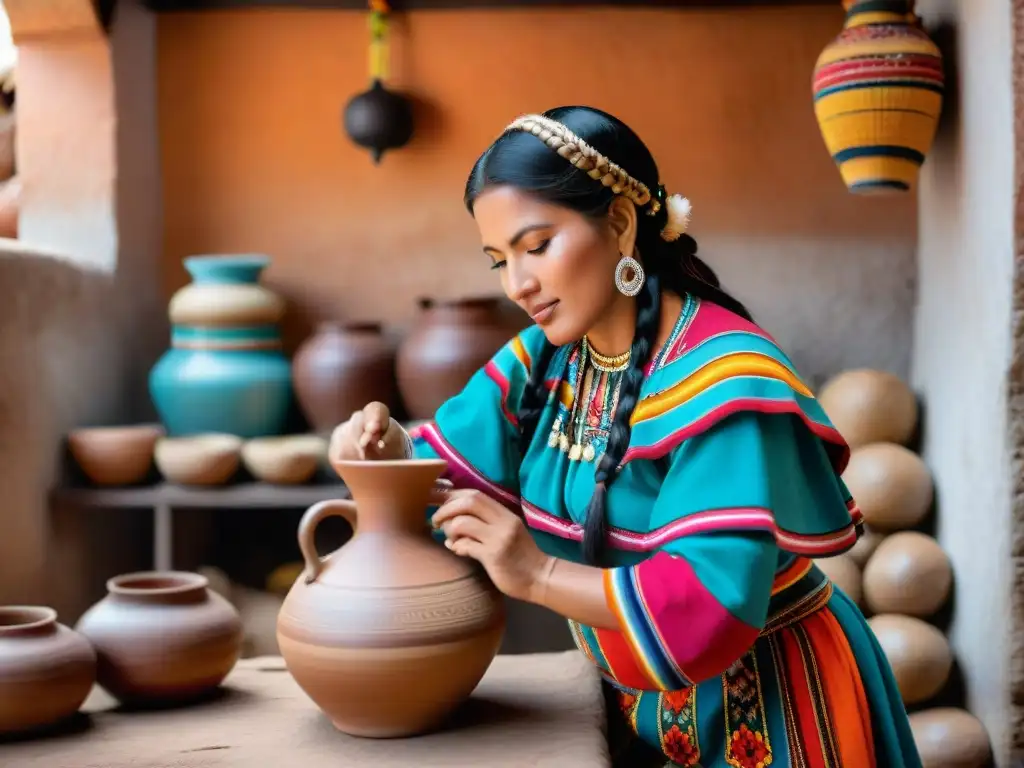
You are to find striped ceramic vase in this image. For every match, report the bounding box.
[812,0,944,193]
[148,254,294,438]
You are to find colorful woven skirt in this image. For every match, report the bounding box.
[601,571,921,767]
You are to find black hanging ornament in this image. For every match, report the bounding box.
[343,1,413,164]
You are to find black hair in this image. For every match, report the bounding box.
[464,106,753,565]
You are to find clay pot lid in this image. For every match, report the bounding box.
[107,571,208,596]
[0,606,57,635]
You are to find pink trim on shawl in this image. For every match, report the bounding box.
[409,422,520,511]
[521,501,861,557]
[622,396,850,473]
[484,361,519,427]
[659,300,777,368]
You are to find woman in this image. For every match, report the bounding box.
[331,106,920,767]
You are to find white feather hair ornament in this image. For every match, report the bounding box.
[659,194,692,242]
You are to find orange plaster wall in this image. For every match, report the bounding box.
[157,6,918,384]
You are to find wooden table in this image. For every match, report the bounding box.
[0,652,611,767]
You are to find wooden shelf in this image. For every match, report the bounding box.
[142,0,837,10]
[52,481,350,509]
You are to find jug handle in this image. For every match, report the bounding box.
[297,498,357,584]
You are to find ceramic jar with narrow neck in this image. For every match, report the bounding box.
[291,321,399,434]
[0,606,96,734]
[395,297,522,420]
[75,571,242,705]
[148,254,294,438]
[812,0,944,193]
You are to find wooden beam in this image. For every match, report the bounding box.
[142,0,836,11]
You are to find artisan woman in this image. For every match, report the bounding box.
[331,106,920,767]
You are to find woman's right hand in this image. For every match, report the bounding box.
[329,402,409,461]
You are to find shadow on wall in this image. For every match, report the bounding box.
[0,244,155,617]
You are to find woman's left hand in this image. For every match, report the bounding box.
[431,489,553,603]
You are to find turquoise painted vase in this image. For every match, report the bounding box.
[149,254,293,438]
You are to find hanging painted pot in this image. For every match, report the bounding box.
[148,255,294,439]
[343,79,414,164]
[343,1,414,164]
[812,0,944,193]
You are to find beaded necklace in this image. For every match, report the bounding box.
[547,294,698,464]
[547,336,631,462]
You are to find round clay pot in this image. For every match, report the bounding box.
[75,571,242,705]
[842,442,934,531]
[277,458,506,737]
[863,531,953,617]
[867,613,952,705]
[818,368,918,449]
[0,606,96,735]
[396,297,515,420]
[813,553,862,605]
[848,525,885,568]
[909,707,992,768]
[292,322,399,433]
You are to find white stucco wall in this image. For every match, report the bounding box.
[912,0,1015,762]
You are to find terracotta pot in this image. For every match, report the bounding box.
[75,571,242,705]
[396,297,517,420]
[292,322,398,433]
[0,606,96,734]
[276,458,505,737]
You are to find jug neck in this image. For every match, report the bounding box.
[332,459,446,535]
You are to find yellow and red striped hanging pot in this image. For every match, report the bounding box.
[812,0,944,194]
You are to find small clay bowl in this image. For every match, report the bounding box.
[155,434,242,486]
[241,434,327,485]
[67,424,164,486]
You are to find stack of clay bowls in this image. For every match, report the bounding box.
[814,369,991,768]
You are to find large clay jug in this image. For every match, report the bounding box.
[812,0,944,193]
[396,297,519,419]
[0,606,96,734]
[276,458,505,738]
[291,321,399,434]
[148,254,294,438]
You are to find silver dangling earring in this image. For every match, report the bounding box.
[614,252,645,297]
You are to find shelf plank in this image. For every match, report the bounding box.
[142,0,837,10]
[51,481,350,509]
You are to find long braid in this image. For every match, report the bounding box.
[516,342,558,456]
[582,273,662,565]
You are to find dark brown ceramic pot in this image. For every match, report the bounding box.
[0,606,96,734]
[74,571,242,705]
[277,458,505,738]
[396,297,518,420]
[292,321,398,433]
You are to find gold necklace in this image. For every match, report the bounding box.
[582,336,631,372]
